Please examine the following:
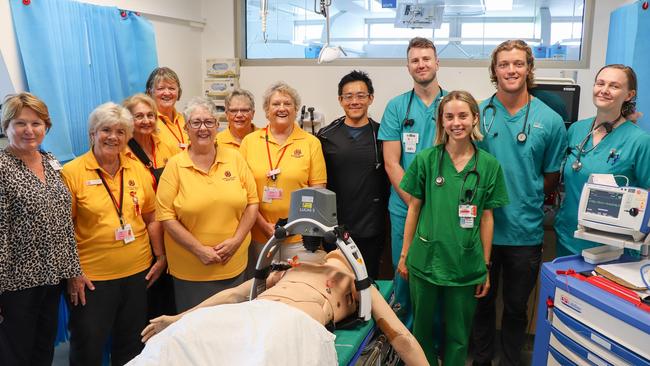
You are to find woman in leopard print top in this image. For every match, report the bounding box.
[0,93,82,365]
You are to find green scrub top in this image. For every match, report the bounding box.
[379,88,447,217]
[400,145,509,286]
[554,118,650,254]
[477,96,567,245]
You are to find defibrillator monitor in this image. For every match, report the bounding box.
[577,183,650,241]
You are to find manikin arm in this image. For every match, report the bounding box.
[371,286,429,366]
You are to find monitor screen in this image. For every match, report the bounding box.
[530,84,581,126]
[585,189,623,218]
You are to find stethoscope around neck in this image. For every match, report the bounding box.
[482,93,531,143]
[331,116,381,170]
[435,144,481,204]
[402,87,444,128]
[570,117,617,172]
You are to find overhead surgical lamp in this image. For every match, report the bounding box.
[315,0,346,63]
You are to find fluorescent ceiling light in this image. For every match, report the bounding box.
[484,0,513,11]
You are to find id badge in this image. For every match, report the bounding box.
[458,204,477,218]
[403,132,419,153]
[460,217,474,229]
[404,143,416,153]
[262,186,283,203]
[115,224,135,244]
[48,159,63,171]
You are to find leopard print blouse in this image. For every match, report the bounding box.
[0,149,82,293]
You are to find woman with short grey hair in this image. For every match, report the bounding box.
[156,96,259,312]
[62,102,164,365]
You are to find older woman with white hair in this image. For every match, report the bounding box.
[240,82,327,269]
[156,97,259,312]
[62,102,163,365]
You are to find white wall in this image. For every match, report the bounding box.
[0,0,636,124]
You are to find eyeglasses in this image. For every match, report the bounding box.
[227,108,252,115]
[133,112,156,122]
[341,93,370,102]
[188,119,217,129]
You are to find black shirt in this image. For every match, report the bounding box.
[317,117,389,238]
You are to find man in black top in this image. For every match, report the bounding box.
[317,70,389,278]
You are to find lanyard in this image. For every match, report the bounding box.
[162,114,185,145]
[150,136,158,168]
[96,169,125,228]
[265,127,289,180]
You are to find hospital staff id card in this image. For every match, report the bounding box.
[403,132,419,153]
[459,204,477,229]
[115,223,135,244]
[262,186,283,203]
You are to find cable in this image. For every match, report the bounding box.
[641,263,650,290]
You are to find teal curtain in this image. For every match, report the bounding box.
[10,0,158,160]
[606,1,650,131]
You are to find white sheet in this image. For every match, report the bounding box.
[127,299,338,366]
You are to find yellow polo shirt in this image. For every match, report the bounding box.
[125,134,177,187]
[157,110,188,154]
[240,123,327,243]
[216,126,257,150]
[156,148,258,281]
[62,151,155,281]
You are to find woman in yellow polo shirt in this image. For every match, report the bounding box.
[156,97,259,312]
[216,88,257,150]
[123,93,177,318]
[62,102,165,365]
[240,82,327,269]
[145,67,188,153]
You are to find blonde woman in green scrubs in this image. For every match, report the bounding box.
[398,91,509,365]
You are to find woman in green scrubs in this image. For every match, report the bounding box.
[398,91,509,365]
[555,64,650,257]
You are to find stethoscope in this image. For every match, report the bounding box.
[570,118,617,172]
[482,93,531,143]
[435,144,481,204]
[402,87,444,128]
[326,116,381,170]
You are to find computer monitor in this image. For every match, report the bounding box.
[530,83,581,128]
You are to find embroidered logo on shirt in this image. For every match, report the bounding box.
[129,179,136,187]
[292,148,303,158]
[223,170,236,181]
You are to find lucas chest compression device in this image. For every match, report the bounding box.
[249,188,372,322]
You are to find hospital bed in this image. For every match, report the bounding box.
[335,280,397,366]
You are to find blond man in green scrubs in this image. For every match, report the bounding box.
[398,91,509,365]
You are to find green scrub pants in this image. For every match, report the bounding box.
[410,273,477,366]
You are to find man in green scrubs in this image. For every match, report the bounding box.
[379,37,447,327]
[471,40,567,366]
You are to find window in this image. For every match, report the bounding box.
[240,0,592,65]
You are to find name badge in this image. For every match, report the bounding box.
[86,179,103,186]
[115,223,135,244]
[458,204,477,218]
[460,217,474,229]
[262,186,283,203]
[403,132,419,154]
[48,159,63,171]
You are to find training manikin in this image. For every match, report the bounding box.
[128,249,429,366]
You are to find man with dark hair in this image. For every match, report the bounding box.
[378,37,447,327]
[317,70,388,278]
[470,40,567,366]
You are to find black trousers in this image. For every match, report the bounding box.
[146,271,176,319]
[353,233,386,279]
[470,245,542,366]
[0,284,61,366]
[68,270,147,366]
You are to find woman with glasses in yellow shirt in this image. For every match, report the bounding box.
[156,97,259,312]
